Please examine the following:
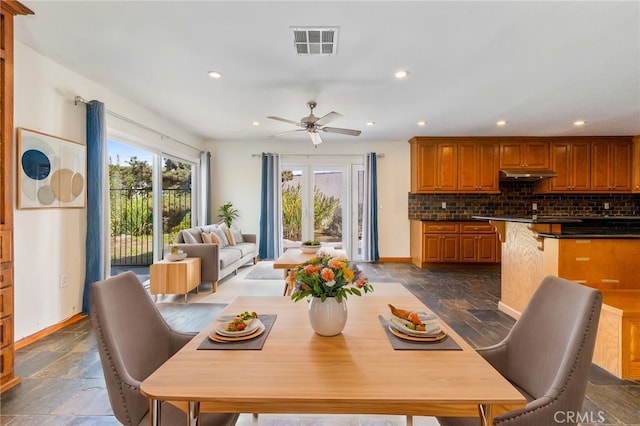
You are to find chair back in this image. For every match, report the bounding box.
[505,275,602,417]
[90,271,177,425]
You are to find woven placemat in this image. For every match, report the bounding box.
[198,314,277,350]
[378,315,462,351]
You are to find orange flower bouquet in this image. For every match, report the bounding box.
[289,255,374,302]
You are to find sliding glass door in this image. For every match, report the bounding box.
[108,139,196,270]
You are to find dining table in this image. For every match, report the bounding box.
[140,286,526,426]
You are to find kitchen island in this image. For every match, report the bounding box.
[474,216,640,379]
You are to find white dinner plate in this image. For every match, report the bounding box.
[215,318,263,337]
[388,315,442,337]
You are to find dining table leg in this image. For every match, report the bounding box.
[188,401,200,426]
[151,399,161,426]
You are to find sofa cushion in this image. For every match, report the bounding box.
[219,247,242,269]
[201,232,213,244]
[231,243,255,257]
[180,229,200,244]
[231,228,244,244]
[219,223,234,246]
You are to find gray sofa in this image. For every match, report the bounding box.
[174,225,258,291]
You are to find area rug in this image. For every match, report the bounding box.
[244,262,283,280]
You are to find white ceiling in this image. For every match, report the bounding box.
[15,1,640,145]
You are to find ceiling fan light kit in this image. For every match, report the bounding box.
[267,101,361,147]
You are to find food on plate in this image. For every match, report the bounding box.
[225,311,258,332]
[388,304,423,324]
[388,304,440,333]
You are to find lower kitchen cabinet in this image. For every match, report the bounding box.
[411,220,500,267]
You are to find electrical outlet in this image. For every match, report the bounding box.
[59,274,69,288]
[441,202,446,209]
[532,203,538,211]
[604,202,610,210]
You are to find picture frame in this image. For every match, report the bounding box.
[17,128,86,209]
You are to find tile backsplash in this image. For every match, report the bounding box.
[408,181,640,220]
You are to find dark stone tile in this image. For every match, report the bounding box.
[584,383,640,425]
[14,350,68,379]
[467,309,513,323]
[33,352,103,379]
[0,378,104,415]
[588,364,639,386]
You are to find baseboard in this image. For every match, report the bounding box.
[15,313,87,350]
[377,257,412,263]
[498,301,521,320]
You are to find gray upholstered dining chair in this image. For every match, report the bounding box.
[90,271,239,426]
[437,275,602,426]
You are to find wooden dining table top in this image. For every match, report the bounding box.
[141,289,526,423]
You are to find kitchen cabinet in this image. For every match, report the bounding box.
[459,223,498,263]
[458,142,499,192]
[545,141,591,192]
[410,221,500,267]
[1,1,32,394]
[499,141,549,169]
[591,139,632,192]
[410,138,457,192]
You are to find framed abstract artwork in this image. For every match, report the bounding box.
[17,128,86,209]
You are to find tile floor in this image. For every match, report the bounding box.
[0,262,638,425]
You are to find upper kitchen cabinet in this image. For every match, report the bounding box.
[409,138,457,193]
[409,137,499,193]
[591,138,632,192]
[458,141,499,193]
[499,140,549,169]
[544,140,591,192]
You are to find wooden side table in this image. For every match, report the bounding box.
[150,257,201,302]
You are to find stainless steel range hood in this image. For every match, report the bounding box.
[499,169,558,181]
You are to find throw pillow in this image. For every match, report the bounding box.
[231,228,244,244]
[211,226,229,247]
[201,232,212,244]
[219,223,234,246]
[209,232,221,245]
[180,230,198,244]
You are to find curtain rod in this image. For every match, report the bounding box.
[74,96,199,152]
[251,153,385,158]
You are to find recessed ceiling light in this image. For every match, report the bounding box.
[366,121,375,126]
[417,121,427,127]
[207,70,222,79]
[496,120,508,126]
[394,70,409,79]
[574,120,586,126]
[252,121,260,126]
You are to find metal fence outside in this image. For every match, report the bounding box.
[110,188,191,266]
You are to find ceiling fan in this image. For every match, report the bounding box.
[267,101,361,146]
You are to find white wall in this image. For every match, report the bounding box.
[208,138,410,258]
[13,41,205,339]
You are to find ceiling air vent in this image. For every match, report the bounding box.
[291,27,339,55]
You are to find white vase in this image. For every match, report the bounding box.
[308,296,348,336]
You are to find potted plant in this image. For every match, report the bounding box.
[218,202,239,227]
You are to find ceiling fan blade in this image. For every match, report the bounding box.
[271,129,305,137]
[267,116,302,127]
[321,127,362,136]
[315,111,342,126]
[309,131,323,146]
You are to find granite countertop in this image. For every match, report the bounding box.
[472,215,640,224]
[472,215,640,239]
